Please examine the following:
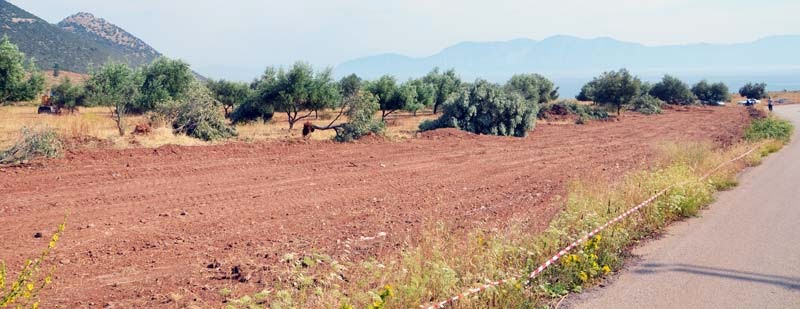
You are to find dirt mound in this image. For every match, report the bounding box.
[0,106,750,307]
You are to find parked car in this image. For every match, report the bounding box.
[738,99,759,106]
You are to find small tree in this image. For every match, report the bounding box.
[308,91,384,142]
[0,36,45,104]
[649,75,694,105]
[51,78,86,113]
[366,75,402,120]
[419,80,538,137]
[423,68,462,114]
[505,73,559,103]
[84,63,141,136]
[53,63,60,77]
[584,69,642,116]
[273,62,341,129]
[739,82,767,99]
[576,83,596,103]
[339,73,362,98]
[134,57,194,113]
[631,94,663,115]
[692,80,731,103]
[230,68,278,124]
[401,78,435,116]
[207,79,251,118]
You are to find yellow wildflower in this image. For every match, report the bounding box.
[26,283,34,291]
[602,265,612,274]
[33,302,40,309]
[579,271,589,282]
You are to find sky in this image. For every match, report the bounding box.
[9,0,800,81]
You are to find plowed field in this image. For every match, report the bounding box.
[0,106,750,307]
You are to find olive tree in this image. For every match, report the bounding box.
[692,80,731,103]
[423,68,462,114]
[649,75,694,105]
[51,77,87,113]
[308,91,384,142]
[739,82,768,99]
[420,80,538,137]
[230,68,278,124]
[339,73,362,98]
[505,73,559,103]
[134,57,194,113]
[0,36,45,104]
[84,63,142,136]
[581,69,642,115]
[207,79,251,118]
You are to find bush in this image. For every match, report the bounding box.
[649,75,694,105]
[538,100,609,123]
[334,92,384,142]
[631,94,663,115]
[165,83,237,141]
[744,117,794,143]
[0,127,62,165]
[420,80,538,137]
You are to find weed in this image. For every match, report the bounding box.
[745,117,794,143]
[1,218,67,308]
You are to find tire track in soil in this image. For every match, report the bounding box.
[0,106,750,307]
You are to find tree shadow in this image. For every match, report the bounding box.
[632,263,800,291]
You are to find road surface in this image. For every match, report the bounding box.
[566,105,800,309]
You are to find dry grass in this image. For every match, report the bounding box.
[1,106,439,151]
[0,106,208,150]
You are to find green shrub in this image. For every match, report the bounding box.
[0,127,62,165]
[419,80,538,137]
[334,92,384,142]
[538,100,609,123]
[166,83,237,141]
[631,94,663,115]
[745,117,794,143]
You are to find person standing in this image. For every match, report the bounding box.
[768,98,774,112]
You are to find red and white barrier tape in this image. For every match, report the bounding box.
[425,144,761,309]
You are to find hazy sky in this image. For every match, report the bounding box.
[10,0,800,80]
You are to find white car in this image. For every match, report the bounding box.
[738,99,759,106]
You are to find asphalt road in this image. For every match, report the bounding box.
[565,105,800,309]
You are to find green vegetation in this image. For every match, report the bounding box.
[207,79,252,118]
[0,127,62,165]
[161,82,237,141]
[577,69,642,115]
[84,62,142,136]
[649,75,694,105]
[0,36,45,105]
[420,80,538,137]
[1,218,66,308]
[50,78,87,113]
[745,117,794,143]
[505,73,559,103]
[422,68,462,114]
[333,92,384,142]
[365,75,434,119]
[631,94,664,115]
[739,82,768,100]
[231,62,340,129]
[134,57,194,113]
[692,80,731,103]
[537,100,609,123]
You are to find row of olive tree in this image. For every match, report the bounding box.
[576,69,747,115]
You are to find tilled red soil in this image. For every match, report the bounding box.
[0,106,749,307]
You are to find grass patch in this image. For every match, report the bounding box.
[745,117,794,143]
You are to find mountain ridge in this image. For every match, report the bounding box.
[0,0,161,73]
[337,34,800,81]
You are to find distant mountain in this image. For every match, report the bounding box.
[0,1,160,73]
[337,35,800,89]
